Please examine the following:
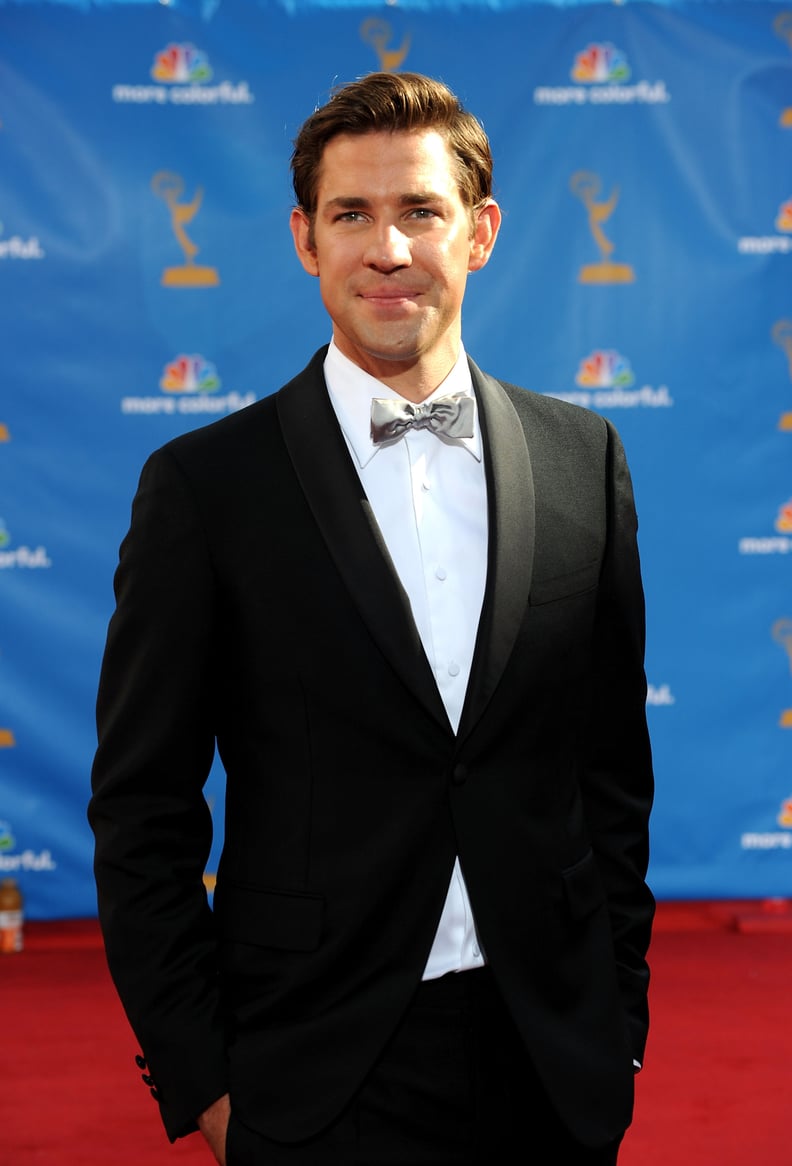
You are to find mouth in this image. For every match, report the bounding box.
[359,289,421,307]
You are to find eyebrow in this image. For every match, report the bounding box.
[322,192,449,212]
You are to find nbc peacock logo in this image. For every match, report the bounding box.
[0,520,52,569]
[575,349,634,389]
[775,198,792,234]
[742,793,792,846]
[121,355,255,417]
[112,43,253,105]
[160,354,220,394]
[534,42,669,105]
[544,349,672,409]
[776,498,792,534]
[738,501,792,554]
[0,821,57,872]
[738,198,792,254]
[151,43,212,85]
[572,43,630,84]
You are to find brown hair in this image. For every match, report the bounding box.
[291,72,493,221]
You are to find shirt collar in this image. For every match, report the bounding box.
[323,340,482,470]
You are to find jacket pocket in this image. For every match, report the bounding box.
[215,883,325,952]
[529,559,600,607]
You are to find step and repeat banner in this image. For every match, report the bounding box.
[1,0,790,918]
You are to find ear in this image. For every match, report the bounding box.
[290,207,319,277]
[468,200,501,272]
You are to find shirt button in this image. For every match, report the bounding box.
[448,661,460,677]
[421,480,430,492]
[435,566,447,581]
[451,764,468,786]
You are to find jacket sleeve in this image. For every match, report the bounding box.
[583,418,655,1065]
[88,446,229,1140]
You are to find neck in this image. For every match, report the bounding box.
[332,338,461,404]
[373,363,455,403]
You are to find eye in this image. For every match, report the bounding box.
[335,211,368,224]
[408,207,438,220]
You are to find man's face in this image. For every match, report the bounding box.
[290,129,500,397]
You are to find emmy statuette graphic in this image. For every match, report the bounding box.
[570,171,635,284]
[203,794,217,893]
[0,645,14,746]
[360,19,411,72]
[771,320,792,431]
[772,618,792,728]
[774,13,792,128]
[151,171,220,288]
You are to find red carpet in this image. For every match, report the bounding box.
[4,903,791,1164]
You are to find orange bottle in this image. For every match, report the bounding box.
[0,877,23,953]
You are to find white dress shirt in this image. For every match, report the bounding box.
[324,340,488,979]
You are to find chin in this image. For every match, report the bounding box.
[347,333,417,362]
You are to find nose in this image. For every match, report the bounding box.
[364,223,412,272]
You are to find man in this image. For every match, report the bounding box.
[89,72,654,1165]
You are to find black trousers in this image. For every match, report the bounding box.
[226,967,624,1165]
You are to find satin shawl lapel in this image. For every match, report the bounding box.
[457,361,536,743]
[276,349,451,732]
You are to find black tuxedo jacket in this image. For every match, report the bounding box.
[89,348,654,1150]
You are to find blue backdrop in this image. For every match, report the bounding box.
[1,0,791,918]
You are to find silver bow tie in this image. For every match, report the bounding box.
[370,394,475,446]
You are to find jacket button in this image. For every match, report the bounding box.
[451,764,468,786]
[135,1054,147,1070]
